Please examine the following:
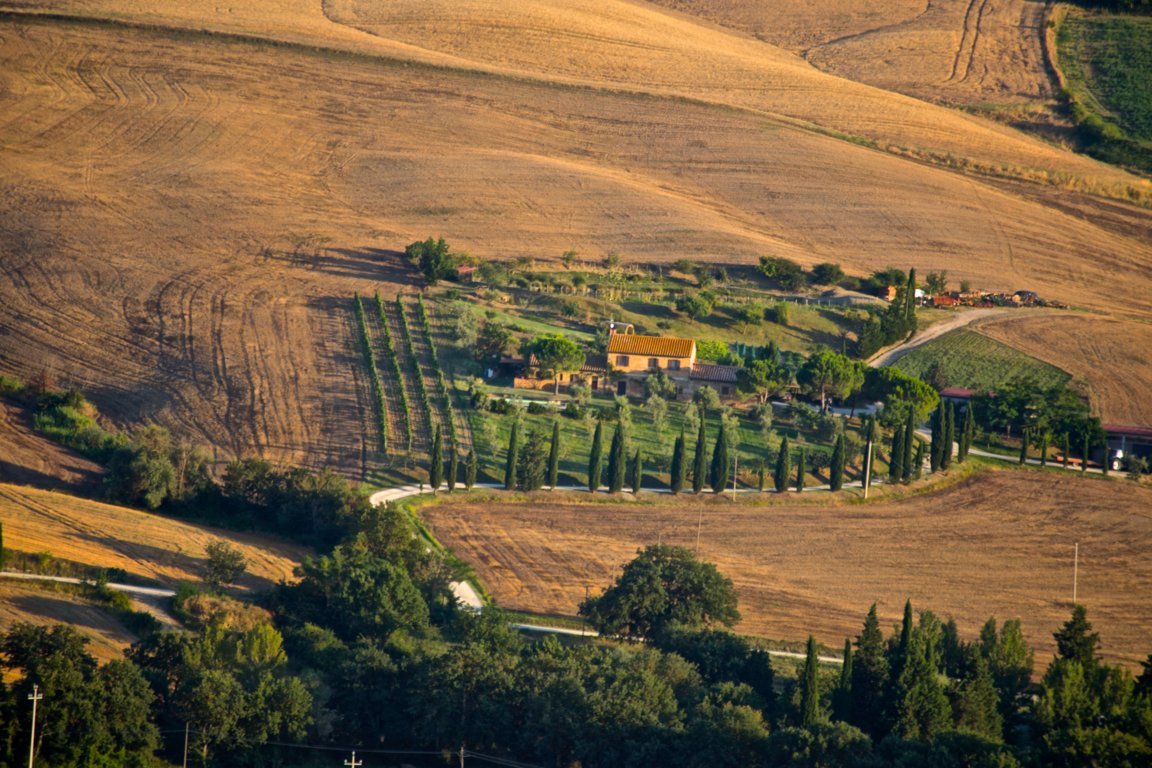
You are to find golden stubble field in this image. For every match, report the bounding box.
[649,0,1056,108]
[424,470,1152,668]
[0,581,138,665]
[0,483,306,590]
[1,2,1151,473]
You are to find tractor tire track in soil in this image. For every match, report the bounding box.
[948,0,990,83]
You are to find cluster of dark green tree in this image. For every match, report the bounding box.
[6,522,1152,768]
[405,237,467,285]
[970,378,1103,466]
[857,269,920,358]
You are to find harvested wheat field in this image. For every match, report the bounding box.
[0,483,306,591]
[0,399,103,491]
[656,0,1057,108]
[976,314,1152,427]
[424,470,1152,668]
[0,581,138,665]
[1,4,1151,472]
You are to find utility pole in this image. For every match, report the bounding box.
[863,437,873,499]
[1073,542,1079,604]
[27,684,42,768]
[344,751,362,768]
[182,723,189,768]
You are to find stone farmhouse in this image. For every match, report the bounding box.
[507,322,741,401]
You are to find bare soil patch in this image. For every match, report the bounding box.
[425,470,1152,668]
[0,483,306,591]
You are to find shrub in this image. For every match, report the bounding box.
[527,402,548,415]
[757,256,806,290]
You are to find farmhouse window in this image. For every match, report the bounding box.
[722,386,730,395]
[616,355,630,366]
[668,359,681,371]
[648,357,660,369]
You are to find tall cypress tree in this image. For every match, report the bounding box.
[891,599,914,681]
[587,419,603,492]
[863,419,876,494]
[958,404,974,463]
[607,424,625,493]
[547,421,560,490]
[830,433,845,491]
[941,402,955,470]
[774,436,791,493]
[710,418,729,493]
[692,417,709,494]
[901,410,916,482]
[833,637,854,722]
[893,632,952,742]
[930,406,943,472]
[912,439,925,481]
[1039,431,1049,467]
[504,422,519,490]
[1018,427,1029,465]
[1062,432,1071,469]
[447,450,458,492]
[757,461,767,493]
[795,448,806,492]
[429,425,444,492]
[631,449,642,494]
[1082,431,1090,473]
[904,268,917,333]
[670,430,686,494]
[889,427,904,482]
[851,603,889,739]
[800,635,821,726]
[465,449,477,490]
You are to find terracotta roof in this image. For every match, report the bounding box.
[1103,424,1152,439]
[580,354,609,374]
[940,387,976,399]
[607,333,694,358]
[690,363,740,383]
[511,354,608,374]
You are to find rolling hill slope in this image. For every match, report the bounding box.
[1,1,1150,470]
[0,483,306,590]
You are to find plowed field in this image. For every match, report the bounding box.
[424,470,1152,668]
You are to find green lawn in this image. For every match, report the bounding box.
[467,394,876,490]
[891,331,1071,392]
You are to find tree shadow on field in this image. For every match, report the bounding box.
[0,459,99,494]
[69,532,278,592]
[316,247,420,285]
[8,594,129,635]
